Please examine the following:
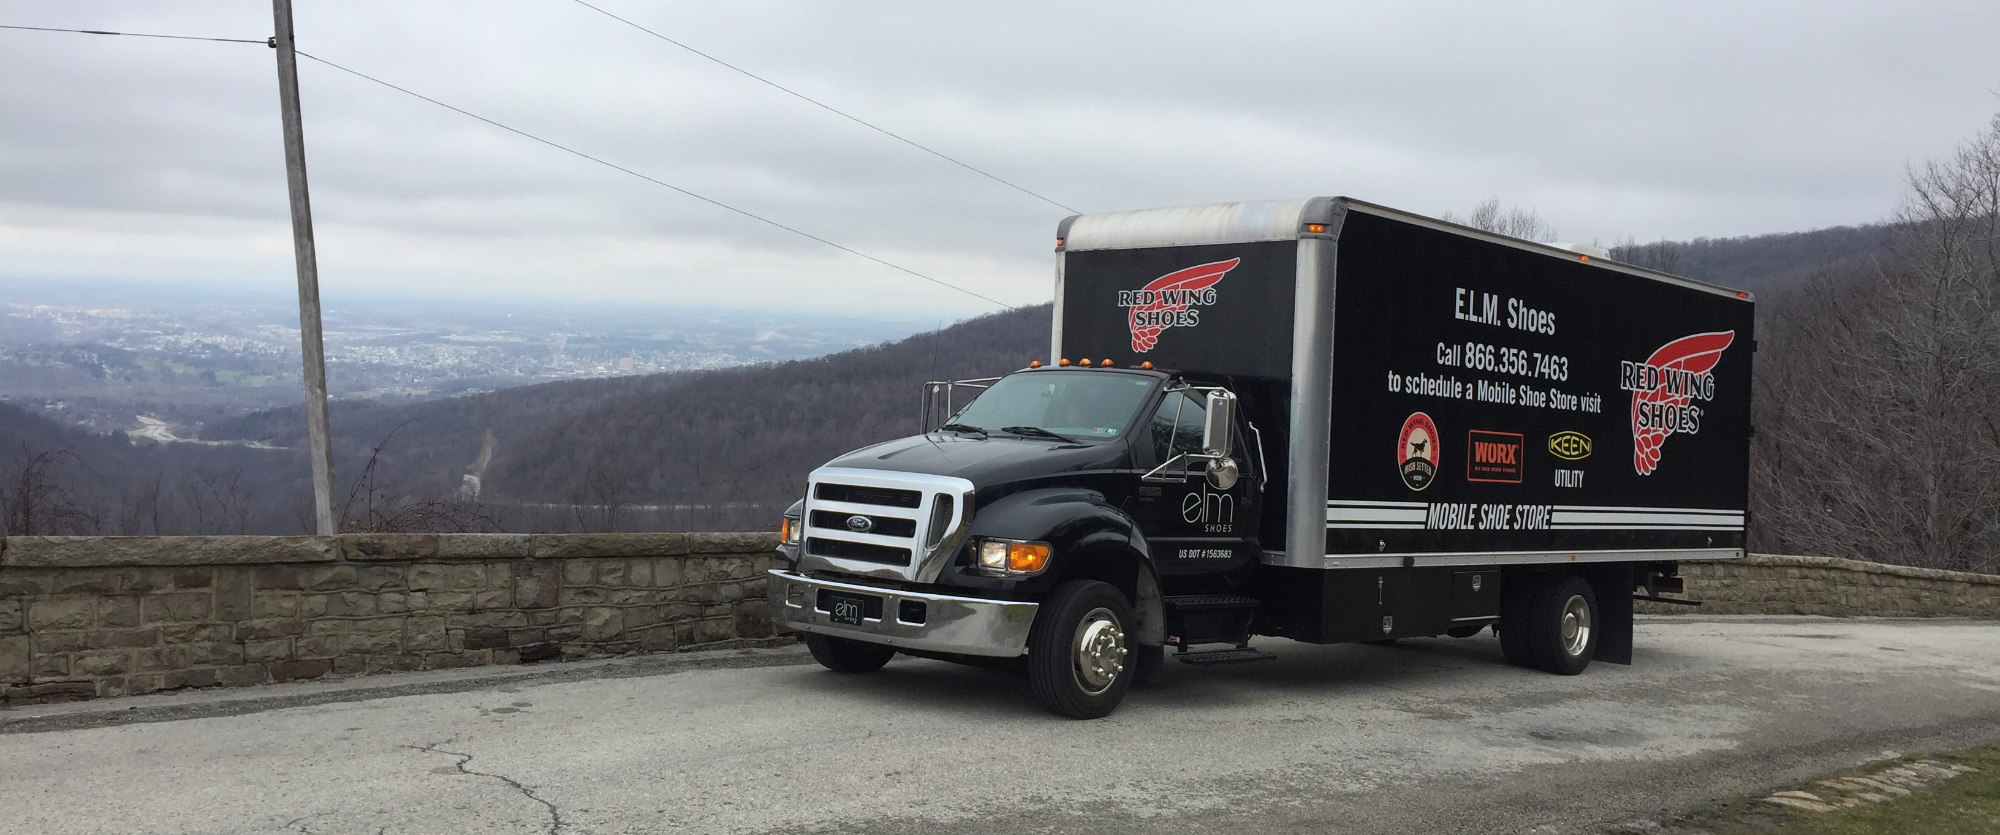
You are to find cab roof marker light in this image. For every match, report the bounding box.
[1100,359,1115,367]
[1139,361,1154,370]
[1058,358,1072,367]
[1029,360,1043,368]
[1079,358,1093,367]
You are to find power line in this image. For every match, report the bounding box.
[0,23,264,44]
[294,51,1017,311]
[565,0,1081,215]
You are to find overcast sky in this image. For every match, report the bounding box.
[3,2,1998,320]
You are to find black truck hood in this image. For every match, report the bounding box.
[826,432,1131,487]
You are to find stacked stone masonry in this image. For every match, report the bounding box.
[4,541,1995,707]
[1634,553,2000,618]
[0,532,786,706]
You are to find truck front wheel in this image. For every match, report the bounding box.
[1028,580,1134,719]
[805,633,896,673]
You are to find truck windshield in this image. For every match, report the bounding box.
[943,371,1158,440]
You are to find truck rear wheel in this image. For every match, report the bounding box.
[1526,575,1598,675]
[1028,580,1134,719]
[805,633,896,673]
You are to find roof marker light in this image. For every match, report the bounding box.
[1058,358,1071,367]
[1305,223,1327,234]
[1079,358,1093,367]
[1100,359,1114,367]
[1140,361,1154,370]
[1029,360,1043,368]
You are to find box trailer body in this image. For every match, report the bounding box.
[769,197,1754,718]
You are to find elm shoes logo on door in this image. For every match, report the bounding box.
[1621,330,1734,475]
[1118,258,1238,352]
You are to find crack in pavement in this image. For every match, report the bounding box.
[283,811,329,833]
[408,741,565,835]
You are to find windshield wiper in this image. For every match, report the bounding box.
[998,425,1069,441]
[937,422,988,438]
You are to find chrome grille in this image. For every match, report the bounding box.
[800,467,974,582]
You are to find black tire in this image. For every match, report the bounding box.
[1446,625,1486,638]
[805,632,896,673]
[1027,580,1135,719]
[1526,575,1598,675]
[1498,573,1538,668]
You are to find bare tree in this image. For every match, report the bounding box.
[1754,113,2000,574]
[1443,197,1560,242]
[1612,236,1684,274]
[188,466,253,535]
[0,443,101,536]
[339,421,500,533]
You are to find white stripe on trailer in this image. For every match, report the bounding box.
[1324,498,1428,526]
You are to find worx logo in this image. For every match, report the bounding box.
[1467,430,1525,484]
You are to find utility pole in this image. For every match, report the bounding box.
[270,0,338,535]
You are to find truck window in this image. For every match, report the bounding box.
[1151,390,1208,461]
[945,371,1155,440]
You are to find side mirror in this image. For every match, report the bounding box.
[1201,390,1236,458]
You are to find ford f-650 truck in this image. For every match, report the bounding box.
[769,197,1753,718]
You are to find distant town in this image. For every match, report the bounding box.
[0,289,931,437]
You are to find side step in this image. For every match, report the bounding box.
[1163,593,1261,647]
[1177,647,1278,665]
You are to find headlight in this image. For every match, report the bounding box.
[976,539,1051,576]
[780,515,802,544]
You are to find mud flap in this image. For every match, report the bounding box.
[1580,567,1634,665]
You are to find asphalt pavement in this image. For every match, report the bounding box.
[4,615,1999,835]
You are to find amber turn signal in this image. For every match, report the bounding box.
[1008,542,1052,573]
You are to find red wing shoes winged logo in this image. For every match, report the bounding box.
[1118,258,1238,352]
[1621,330,1734,475]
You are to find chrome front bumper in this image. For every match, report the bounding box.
[767,569,1037,658]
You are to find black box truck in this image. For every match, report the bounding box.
[769,197,1754,718]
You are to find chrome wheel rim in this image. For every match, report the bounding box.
[1560,594,1592,657]
[1071,607,1127,695]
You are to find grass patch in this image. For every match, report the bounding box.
[1670,745,2000,834]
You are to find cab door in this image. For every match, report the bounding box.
[1124,387,1261,576]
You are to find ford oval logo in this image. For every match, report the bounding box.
[845,515,874,533]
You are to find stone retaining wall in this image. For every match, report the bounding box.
[0,533,784,706]
[4,540,1994,707]
[1638,553,2000,618]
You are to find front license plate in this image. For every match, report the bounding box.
[825,593,868,625]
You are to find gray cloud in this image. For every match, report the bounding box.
[3,1,1997,317]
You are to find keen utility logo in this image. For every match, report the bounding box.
[1548,430,1592,461]
[1397,412,1441,491]
[1621,330,1734,475]
[1466,430,1524,484]
[1118,258,1238,352]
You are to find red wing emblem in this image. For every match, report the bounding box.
[1126,258,1237,352]
[1628,330,1734,475]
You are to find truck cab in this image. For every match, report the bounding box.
[770,365,1263,717]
